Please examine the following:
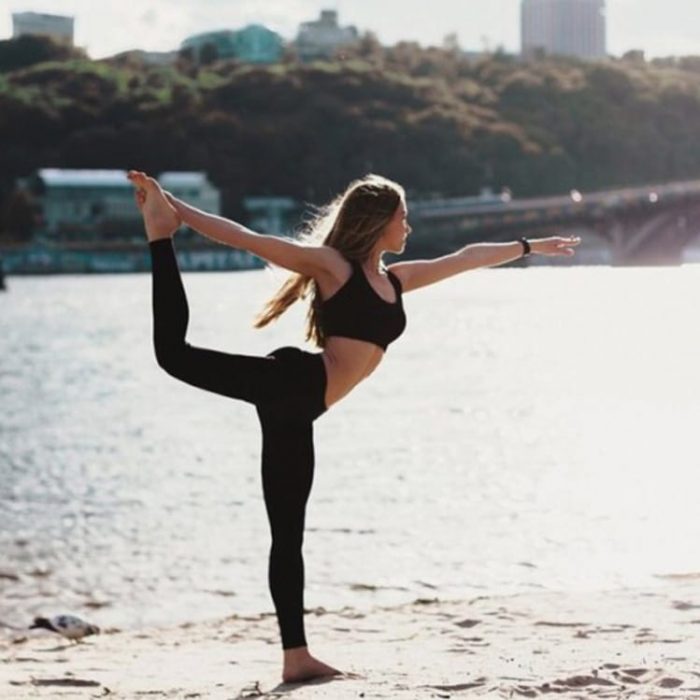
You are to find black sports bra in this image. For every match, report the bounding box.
[318,260,407,351]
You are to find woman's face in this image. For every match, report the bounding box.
[380,200,411,254]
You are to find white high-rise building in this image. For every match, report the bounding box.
[12,12,75,45]
[521,0,606,60]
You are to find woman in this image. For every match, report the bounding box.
[127,170,579,682]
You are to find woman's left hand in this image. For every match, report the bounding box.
[530,236,581,257]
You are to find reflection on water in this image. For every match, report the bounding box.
[1,265,700,630]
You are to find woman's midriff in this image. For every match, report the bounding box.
[320,337,385,409]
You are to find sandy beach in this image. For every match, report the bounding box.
[2,580,699,699]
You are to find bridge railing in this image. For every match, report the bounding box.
[410,179,700,223]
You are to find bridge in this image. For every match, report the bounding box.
[408,180,700,265]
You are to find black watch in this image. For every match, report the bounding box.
[519,237,531,256]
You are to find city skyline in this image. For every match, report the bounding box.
[3,0,700,59]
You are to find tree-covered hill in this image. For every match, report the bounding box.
[2,35,700,238]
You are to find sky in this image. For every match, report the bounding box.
[2,0,700,59]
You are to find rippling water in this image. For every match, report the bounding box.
[2,264,700,631]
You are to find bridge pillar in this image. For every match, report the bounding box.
[603,206,700,265]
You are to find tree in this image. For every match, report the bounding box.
[0,189,37,242]
[199,42,219,66]
[0,35,85,73]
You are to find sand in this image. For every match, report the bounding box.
[1,581,699,699]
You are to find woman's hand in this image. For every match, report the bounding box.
[530,236,581,257]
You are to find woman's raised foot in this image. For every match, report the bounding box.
[127,170,181,242]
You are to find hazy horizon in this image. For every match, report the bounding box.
[2,0,700,60]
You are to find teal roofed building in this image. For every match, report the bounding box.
[181,24,283,64]
[233,25,284,63]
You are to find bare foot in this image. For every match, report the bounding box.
[127,170,181,241]
[282,647,343,684]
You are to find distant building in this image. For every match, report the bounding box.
[159,172,221,216]
[295,10,359,61]
[24,169,220,240]
[521,0,606,60]
[180,30,237,62]
[243,197,299,236]
[181,24,283,64]
[12,12,74,45]
[232,25,284,63]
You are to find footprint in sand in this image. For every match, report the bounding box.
[455,618,481,629]
[30,679,101,688]
[425,680,486,692]
[543,675,616,690]
[635,635,682,644]
[457,636,489,647]
[535,620,588,628]
[622,668,648,677]
[611,668,647,685]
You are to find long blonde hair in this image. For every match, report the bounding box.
[254,174,405,347]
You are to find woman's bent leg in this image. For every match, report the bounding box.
[149,238,275,403]
[258,407,315,649]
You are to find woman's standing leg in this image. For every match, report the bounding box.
[258,408,315,650]
[257,405,341,682]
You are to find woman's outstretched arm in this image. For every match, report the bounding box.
[388,236,580,293]
[167,195,338,277]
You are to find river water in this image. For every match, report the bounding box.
[1,264,699,631]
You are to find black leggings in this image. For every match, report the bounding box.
[149,238,327,649]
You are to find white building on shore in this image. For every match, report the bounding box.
[25,169,220,240]
[295,10,359,61]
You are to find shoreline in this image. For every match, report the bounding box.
[2,583,699,699]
